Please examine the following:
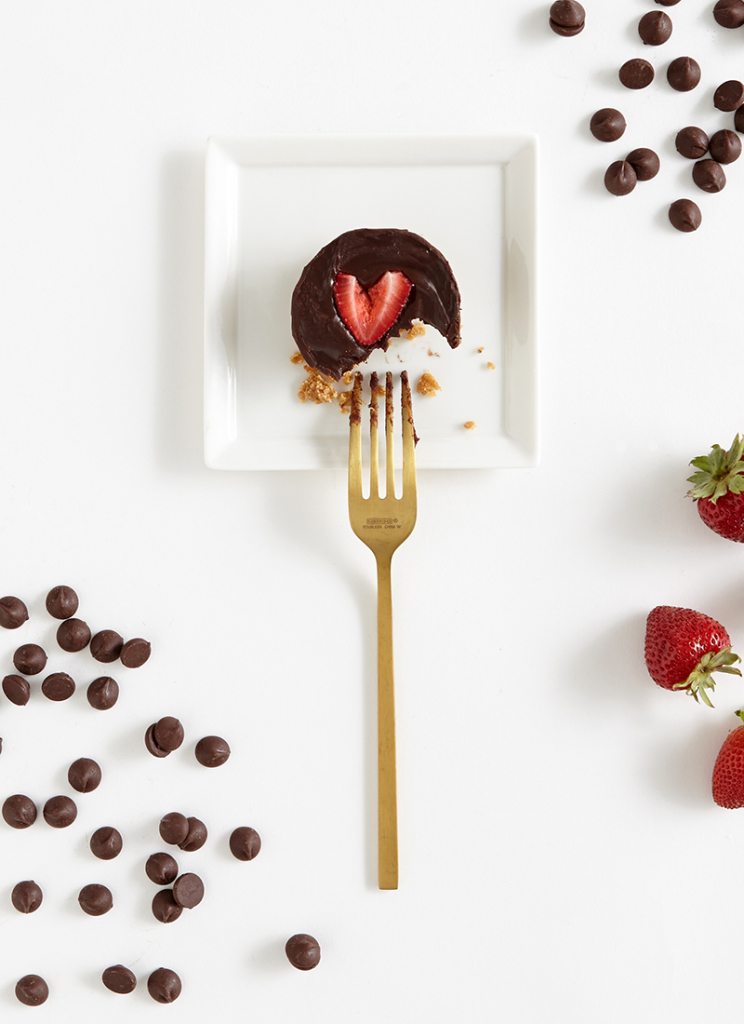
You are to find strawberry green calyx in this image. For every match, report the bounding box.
[688,435,744,504]
[672,647,742,706]
[735,710,744,725]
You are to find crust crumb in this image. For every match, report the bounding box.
[298,367,337,405]
[486,361,496,370]
[341,371,354,385]
[399,320,426,340]
[463,420,476,430]
[296,360,356,412]
[337,390,353,415]
[290,351,303,364]
[475,347,484,354]
[416,372,441,397]
[427,348,441,358]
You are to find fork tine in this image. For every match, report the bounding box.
[348,372,363,498]
[401,371,416,497]
[385,372,395,499]
[369,372,379,498]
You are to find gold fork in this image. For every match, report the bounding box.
[348,370,417,890]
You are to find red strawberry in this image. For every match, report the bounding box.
[712,711,744,808]
[644,605,741,707]
[333,271,413,346]
[688,435,744,542]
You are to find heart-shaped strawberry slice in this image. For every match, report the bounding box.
[332,271,413,346]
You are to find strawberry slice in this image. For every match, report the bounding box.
[333,271,413,346]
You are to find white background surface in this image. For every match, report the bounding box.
[1,2,744,1022]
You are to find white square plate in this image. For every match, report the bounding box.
[204,135,538,470]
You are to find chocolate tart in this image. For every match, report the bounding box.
[291,228,461,379]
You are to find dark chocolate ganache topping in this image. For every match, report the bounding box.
[291,228,461,379]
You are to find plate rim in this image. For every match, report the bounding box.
[203,132,539,471]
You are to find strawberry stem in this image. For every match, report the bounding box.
[672,647,742,707]
[688,435,744,504]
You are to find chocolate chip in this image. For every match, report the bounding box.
[639,10,672,44]
[152,888,183,923]
[41,671,75,702]
[90,826,123,860]
[146,852,179,885]
[656,0,680,5]
[693,159,726,193]
[90,629,123,663]
[78,883,113,916]
[3,674,30,706]
[87,676,119,710]
[147,968,182,1004]
[120,637,151,668]
[145,723,169,758]
[604,160,637,196]
[11,880,43,913]
[736,106,744,133]
[0,596,28,629]
[173,872,204,909]
[159,812,190,846]
[45,585,78,619]
[152,717,184,753]
[549,0,585,36]
[68,757,102,793]
[714,0,744,28]
[669,198,702,232]
[590,108,626,141]
[619,59,655,90]
[229,826,262,861]
[178,816,208,852]
[714,79,744,111]
[15,975,48,1006]
[43,795,77,828]
[676,126,709,159]
[285,934,321,971]
[667,56,701,91]
[13,644,46,676]
[57,617,91,652]
[102,965,136,994]
[709,129,742,164]
[3,794,37,828]
[627,148,660,181]
[195,735,230,768]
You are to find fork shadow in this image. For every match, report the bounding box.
[262,471,379,890]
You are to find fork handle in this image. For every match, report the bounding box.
[376,553,398,890]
